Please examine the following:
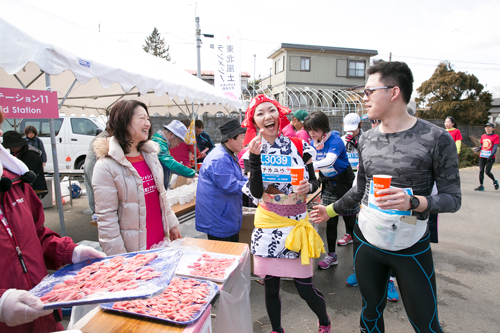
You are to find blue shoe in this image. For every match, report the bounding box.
[346,273,357,287]
[387,281,399,302]
[474,185,485,191]
[494,180,499,190]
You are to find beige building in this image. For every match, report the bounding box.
[258,43,378,114]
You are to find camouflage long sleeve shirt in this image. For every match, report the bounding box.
[333,119,462,220]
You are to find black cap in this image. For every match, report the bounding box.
[485,122,495,128]
[2,131,27,149]
[220,119,247,142]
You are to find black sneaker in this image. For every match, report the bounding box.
[494,180,499,190]
[474,185,485,191]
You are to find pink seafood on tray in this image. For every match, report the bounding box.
[112,277,211,322]
[186,253,236,279]
[40,252,160,304]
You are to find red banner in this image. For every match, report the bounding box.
[0,87,59,119]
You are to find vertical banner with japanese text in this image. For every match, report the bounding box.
[214,31,241,101]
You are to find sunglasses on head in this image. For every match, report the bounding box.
[370,120,381,124]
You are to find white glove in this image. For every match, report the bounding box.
[0,289,52,327]
[72,245,106,264]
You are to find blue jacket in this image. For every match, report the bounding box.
[196,132,215,160]
[195,145,247,238]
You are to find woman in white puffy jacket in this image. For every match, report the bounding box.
[92,100,181,255]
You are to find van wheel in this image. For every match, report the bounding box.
[75,159,85,170]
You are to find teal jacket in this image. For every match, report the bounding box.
[152,131,196,180]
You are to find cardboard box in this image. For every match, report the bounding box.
[239,207,256,273]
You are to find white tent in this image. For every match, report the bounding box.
[0,0,241,235]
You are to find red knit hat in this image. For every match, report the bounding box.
[242,94,291,146]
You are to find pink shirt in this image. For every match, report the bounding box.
[296,128,311,142]
[281,123,297,138]
[126,155,164,249]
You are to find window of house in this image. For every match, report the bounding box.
[290,56,311,72]
[70,118,98,135]
[275,58,284,74]
[348,60,365,77]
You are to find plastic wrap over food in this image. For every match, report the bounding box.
[30,248,183,310]
[100,277,219,325]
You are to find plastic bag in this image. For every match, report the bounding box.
[149,237,205,252]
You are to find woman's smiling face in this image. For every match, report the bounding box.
[253,102,279,137]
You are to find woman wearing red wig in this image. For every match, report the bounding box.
[242,95,331,333]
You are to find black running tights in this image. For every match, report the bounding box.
[353,224,443,332]
[326,214,356,253]
[264,275,329,331]
[479,157,496,185]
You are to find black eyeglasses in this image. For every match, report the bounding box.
[370,119,381,124]
[363,86,395,97]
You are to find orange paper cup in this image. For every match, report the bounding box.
[373,175,392,197]
[290,167,304,192]
[196,163,202,170]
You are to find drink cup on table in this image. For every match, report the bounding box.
[290,166,305,192]
[373,175,392,197]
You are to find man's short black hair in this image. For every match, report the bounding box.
[367,60,414,104]
[303,111,330,135]
[195,119,204,129]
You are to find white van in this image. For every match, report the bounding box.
[1,115,106,172]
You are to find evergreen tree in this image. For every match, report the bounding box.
[416,61,492,125]
[143,27,171,61]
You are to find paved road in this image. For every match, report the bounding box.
[43,167,500,332]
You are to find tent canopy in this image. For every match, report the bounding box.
[0,0,242,111]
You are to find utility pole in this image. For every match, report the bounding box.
[389,52,392,61]
[253,54,256,97]
[196,16,201,79]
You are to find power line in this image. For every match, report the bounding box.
[392,55,500,66]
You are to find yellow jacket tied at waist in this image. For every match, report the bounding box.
[254,205,325,265]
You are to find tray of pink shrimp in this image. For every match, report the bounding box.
[100,277,218,325]
[29,247,183,310]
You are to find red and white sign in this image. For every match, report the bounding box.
[0,87,59,119]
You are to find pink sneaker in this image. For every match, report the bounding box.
[271,329,285,333]
[318,253,338,269]
[318,323,331,333]
[337,233,353,246]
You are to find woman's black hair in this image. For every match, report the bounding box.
[446,116,457,129]
[106,100,152,154]
[303,111,330,136]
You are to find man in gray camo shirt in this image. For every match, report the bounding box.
[312,61,461,333]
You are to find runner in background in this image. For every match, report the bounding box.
[282,109,311,142]
[339,113,363,246]
[474,122,499,191]
[303,111,356,271]
[444,116,462,156]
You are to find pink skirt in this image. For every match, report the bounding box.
[253,255,314,278]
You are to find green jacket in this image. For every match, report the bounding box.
[152,131,196,179]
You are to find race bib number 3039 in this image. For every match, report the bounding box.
[261,154,292,183]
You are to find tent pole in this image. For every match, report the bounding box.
[45,73,66,237]
[58,79,77,109]
[192,102,197,172]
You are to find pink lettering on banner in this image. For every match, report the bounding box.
[0,87,59,119]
